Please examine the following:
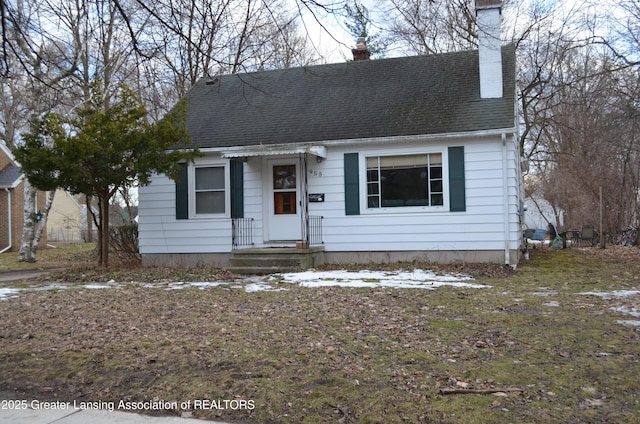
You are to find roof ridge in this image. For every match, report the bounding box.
[197,46,519,85]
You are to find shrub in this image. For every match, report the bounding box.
[108,222,141,264]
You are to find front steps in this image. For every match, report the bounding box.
[226,246,325,275]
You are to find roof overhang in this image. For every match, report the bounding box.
[221,144,327,159]
[0,168,24,189]
[198,127,517,158]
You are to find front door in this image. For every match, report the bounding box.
[267,159,302,241]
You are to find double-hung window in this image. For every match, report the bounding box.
[366,153,443,209]
[176,159,244,220]
[194,165,226,215]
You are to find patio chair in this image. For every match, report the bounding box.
[579,225,595,247]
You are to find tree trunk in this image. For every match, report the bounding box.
[18,180,37,262]
[18,183,56,262]
[93,197,103,265]
[100,195,110,267]
[32,190,55,249]
[85,196,97,243]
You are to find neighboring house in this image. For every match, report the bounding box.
[47,189,85,243]
[524,195,565,231]
[49,190,137,243]
[0,141,47,253]
[138,0,525,267]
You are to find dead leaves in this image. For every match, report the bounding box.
[3,250,640,423]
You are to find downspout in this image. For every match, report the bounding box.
[502,132,510,265]
[1,188,12,254]
[301,153,309,245]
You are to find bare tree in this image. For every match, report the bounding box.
[2,0,84,261]
[382,0,478,55]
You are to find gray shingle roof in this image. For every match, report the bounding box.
[0,165,22,188]
[184,45,516,149]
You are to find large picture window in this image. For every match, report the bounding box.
[194,166,225,214]
[366,153,443,208]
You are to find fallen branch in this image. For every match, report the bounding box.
[439,387,523,395]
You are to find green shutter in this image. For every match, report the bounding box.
[175,162,189,219]
[230,159,244,218]
[344,153,360,215]
[448,146,466,212]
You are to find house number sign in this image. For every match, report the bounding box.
[308,193,325,202]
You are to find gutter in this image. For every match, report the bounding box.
[0,188,12,254]
[194,127,520,155]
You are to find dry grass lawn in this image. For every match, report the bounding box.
[1,244,639,423]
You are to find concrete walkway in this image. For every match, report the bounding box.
[0,406,233,423]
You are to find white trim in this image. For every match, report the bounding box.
[198,128,517,155]
[262,156,303,241]
[502,132,510,264]
[0,140,17,165]
[188,159,231,219]
[0,188,12,253]
[359,147,449,215]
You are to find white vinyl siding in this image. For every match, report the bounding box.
[302,138,521,254]
[138,133,522,262]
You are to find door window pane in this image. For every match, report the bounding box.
[273,165,296,189]
[274,192,297,214]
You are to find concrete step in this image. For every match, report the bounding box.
[226,246,324,275]
[228,256,313,268]
[225,266,303,275]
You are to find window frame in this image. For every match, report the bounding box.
[188,160,230,219]
[360,149,448,214]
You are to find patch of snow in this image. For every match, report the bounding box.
[579,290,640,299]
[0,287,21,300]
[184,282,227,290]
[165,282,187,290]
[543,301,560,307]
[1,282,120,300]
[616,320,640,327]
[611,306,640,318]
[272,269,486,290]
[30,284,71,292]
[159,279,286,293]
[244,283,287,293]
[532,291,559,297]
[83,283,119,289]
[0,268,484,299]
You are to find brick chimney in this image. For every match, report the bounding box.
[352,37,371,61]
[476,0,503,98]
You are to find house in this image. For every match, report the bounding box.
[47,189,89,243]
[0,141,47,253]
[138,0,524,269]
[524,194,564,231]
